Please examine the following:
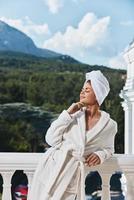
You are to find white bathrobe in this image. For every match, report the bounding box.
[29,108,117,200]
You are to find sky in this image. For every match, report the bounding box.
[0,0,134,69]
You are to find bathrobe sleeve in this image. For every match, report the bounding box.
[45,110,74,147]
[94,120,118,164]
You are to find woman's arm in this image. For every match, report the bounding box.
[45,110,74,147]
[85,120,117,165]
[94,121,117,164]
[45,102,84,147]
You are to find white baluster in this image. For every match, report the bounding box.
[24,170,34,200]
[100,172,111,200]
[1,171,14,200]
[124,172,134,200]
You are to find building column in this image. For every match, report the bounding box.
[120,99,132,154]
[120,42,134,154]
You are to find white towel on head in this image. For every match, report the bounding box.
[84,70,110,105]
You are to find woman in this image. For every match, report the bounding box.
[29,70,117,200]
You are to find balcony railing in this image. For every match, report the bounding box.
[0,153,134,200]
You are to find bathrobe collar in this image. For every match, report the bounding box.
[76,107,110,144]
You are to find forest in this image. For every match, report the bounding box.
[0,52,126,153]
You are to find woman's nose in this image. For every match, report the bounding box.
[80,89,85,94]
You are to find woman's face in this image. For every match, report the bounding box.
[79,81,97,106]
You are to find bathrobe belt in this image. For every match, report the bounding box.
[71,151,85,200]
[45,147,86,200]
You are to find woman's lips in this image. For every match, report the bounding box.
[80,96,85,99]
[80,97,86,100]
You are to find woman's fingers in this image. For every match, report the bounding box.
[67,102,85,114]
[67,103,79,114]
[85,153,101,166]
[77,102,85,108]
[85,158,99,166]
[85,153,96,162]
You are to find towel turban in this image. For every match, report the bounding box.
[84,70,110,105]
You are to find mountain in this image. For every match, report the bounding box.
[0,20,60,57]
[0,20,79,63]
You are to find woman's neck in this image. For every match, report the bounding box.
[86,104,100,119]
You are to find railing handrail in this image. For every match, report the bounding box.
[0,153,134,200]
[0,153,134,171]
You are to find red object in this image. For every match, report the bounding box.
[14,184,28,200]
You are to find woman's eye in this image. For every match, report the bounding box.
[80,89,91,93]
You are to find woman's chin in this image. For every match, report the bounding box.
[80,97,85,101]
[80,100,87,104]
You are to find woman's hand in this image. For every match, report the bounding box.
[84,153,101,167]
[67,102,85,115]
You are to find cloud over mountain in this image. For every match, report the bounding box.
[43,13,110,59]
[0,16,50,46]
